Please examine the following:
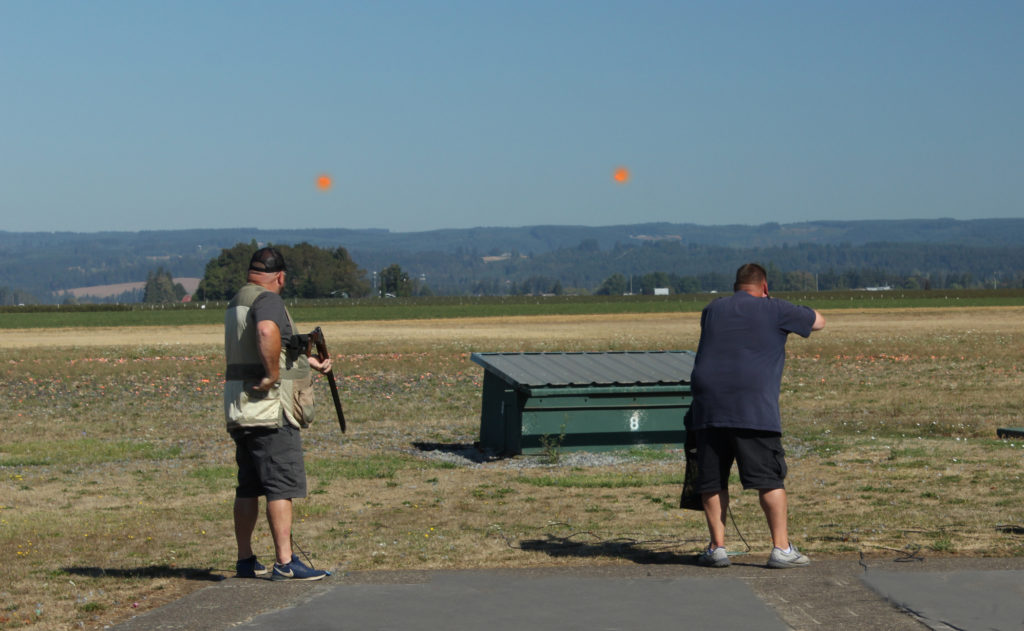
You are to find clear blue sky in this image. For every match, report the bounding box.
[2,1,1021,233]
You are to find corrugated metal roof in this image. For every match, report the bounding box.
[470,351,695,388]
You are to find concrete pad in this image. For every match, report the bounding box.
[862,569,1024,631]
[236,571,788,631]
[110,560,1024,631]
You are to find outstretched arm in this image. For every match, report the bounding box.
[811,309,826,332]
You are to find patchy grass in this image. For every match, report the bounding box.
[520,471,685,489]
[1,307,1023,629]
[0,440,182,467]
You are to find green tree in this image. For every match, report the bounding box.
[143,267,186,303]
[285,243,370,299]
[378,264,412,297]
[195,241,258,301]
[596,273,628,295]
[676,276,701,294]
[639,272,671,295]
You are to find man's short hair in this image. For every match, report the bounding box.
[734,263,766,290]
[249,247,287,274]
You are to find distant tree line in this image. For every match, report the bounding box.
[356,240,1024,296]
[189,238,1024,299]
[6,222,1024,303]
[470,276,565,296]
[593,262,1013,295]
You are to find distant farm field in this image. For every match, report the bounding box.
[1,306,1023,630]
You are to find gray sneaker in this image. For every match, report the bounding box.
[697,546,731,568]
[767,544,810,568]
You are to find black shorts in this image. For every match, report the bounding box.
[693,427,787,492]
[232,425,307,501]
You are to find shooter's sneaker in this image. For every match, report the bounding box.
[767,544,811,569]
[696,545,731,568]
[235,555,269,578]
[271,555,328,581]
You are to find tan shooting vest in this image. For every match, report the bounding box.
[223,283,315,431]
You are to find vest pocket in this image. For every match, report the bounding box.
[284,373,315,428]
[225,379,284,428]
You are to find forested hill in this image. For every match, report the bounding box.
[1,218,1023,302]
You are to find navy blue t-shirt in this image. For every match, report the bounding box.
[689,291,815,433]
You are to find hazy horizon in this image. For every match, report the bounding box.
[2,215,1019,237]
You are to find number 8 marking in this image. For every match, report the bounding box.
[629,411,641,431]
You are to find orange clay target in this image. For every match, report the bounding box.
[613,167,630,183]
[316,174,332,191]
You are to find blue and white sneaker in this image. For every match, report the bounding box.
[235,555,270,578]
[271,555,328,581]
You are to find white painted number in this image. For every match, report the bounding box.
[629,411,641,431]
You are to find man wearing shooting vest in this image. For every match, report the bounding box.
[224,247,331,581]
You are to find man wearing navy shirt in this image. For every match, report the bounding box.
[689,263,825,569]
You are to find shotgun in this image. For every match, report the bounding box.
[306,327,346,433]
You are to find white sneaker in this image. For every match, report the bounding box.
[697,546,730,568]
[767,544,810,569]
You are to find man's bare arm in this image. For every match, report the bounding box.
[253,320,281,391]
[811,309,826,332]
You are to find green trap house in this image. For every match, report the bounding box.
[471,351,695,456]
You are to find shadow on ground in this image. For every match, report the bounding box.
[412,441,499,463]
[62,565,226,582]
[516,531,701,565]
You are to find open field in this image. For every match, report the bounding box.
[4,288,1024,329]
[64,279,202,300]
[1,308,1023,629]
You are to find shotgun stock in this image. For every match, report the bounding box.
[306,327,346,433]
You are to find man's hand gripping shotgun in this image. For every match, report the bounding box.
[306,327,346,433]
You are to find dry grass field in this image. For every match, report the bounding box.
[1,308,1022,630]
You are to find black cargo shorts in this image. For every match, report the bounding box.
[232,425,307,501]
[694,427,787,492]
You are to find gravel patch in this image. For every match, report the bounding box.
[408,442,686,470]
